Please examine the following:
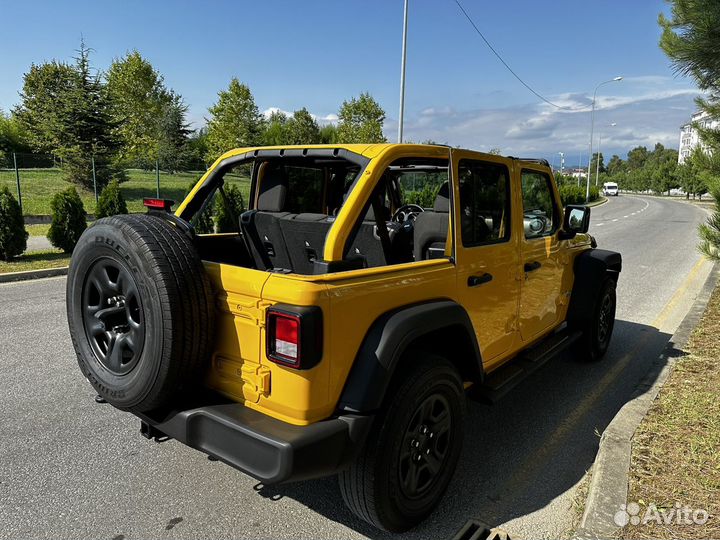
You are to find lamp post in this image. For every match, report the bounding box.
[595,122,616,186]
[397,0,409,143]
[586,77,622,201]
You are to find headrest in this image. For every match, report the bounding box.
[433,182,450,212]
[257,165,288,212]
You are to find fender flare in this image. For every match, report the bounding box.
[567,248,622,323]
[336,300,483,414]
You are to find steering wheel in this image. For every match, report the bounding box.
[392,204,425,223]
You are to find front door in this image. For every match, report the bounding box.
[518,168,564,341]
[452,152,521,366]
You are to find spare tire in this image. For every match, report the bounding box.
[66,213,215,413]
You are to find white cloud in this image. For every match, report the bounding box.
[391,83,703,163]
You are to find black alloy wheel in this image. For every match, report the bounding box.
[82,258,145,376]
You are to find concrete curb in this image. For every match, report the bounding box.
[574,262,720,540]
[587,197,608,208]
[0,266,68,284]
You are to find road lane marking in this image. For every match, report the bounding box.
[612,219,618,222]
[651,256,708,330]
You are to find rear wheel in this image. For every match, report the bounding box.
[339,353,465,532]
[572,277,616,361]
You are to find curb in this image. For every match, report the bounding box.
[574,262,720,540]
[587,197,608,208]
[0,266,69,284]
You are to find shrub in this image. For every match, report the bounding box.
[558,184,586,206]
[699,179,720,261]
[0,186,28,261]
[48,187,87,253]
[404,183,440,208]
[589,185,600,202]
[95,180,128,218]
[185,182,214,234]
[215,184,246,233]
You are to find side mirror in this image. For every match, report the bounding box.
[560,205,590,239]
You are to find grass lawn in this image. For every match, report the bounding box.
[0,167,252,216]
[621,283,720,539]
[0,249,71,273]
[25,223,52,237]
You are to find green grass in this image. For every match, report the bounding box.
[0,249,71,273]
[25,223,52,237]
[0,167,251,216]
[621,285,720,539]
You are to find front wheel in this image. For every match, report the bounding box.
[571,277,616,361]
[339,353,465,532]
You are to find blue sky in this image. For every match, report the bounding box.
[0,0,700,167]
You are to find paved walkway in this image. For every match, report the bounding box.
[26,235,53,252]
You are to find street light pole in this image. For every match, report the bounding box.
[586,77,622,201]
[595,122,617,187]
[397,0,409,144]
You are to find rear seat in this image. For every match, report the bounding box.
[240,167,294,271]
[279,213,335,274]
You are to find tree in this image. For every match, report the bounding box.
[589,152,605,175]
[336,92,387,144]
[319,124,338,144]
[15,41,120,189]
[205,78,264,161]
[0,186,28,260]
[285,108,321,144]
[262,110,289,145]
[48,187,87,253]
[626,146,649,171]
[215,184,245,233]
[106,51,190,171]
[95,180,128,218]
[0,110,31,165]
[606,155,625,176]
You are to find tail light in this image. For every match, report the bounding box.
[266,305,323,369]
[143,198,174,212]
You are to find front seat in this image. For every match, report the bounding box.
[413,183,450,261]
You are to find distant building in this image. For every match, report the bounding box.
[678,110,720,164]
[569,168,587,179]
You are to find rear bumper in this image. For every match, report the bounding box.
[135,401,374,484]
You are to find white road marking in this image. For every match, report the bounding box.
[596,223,604,226]
[612,218,618,222]
[623,215,629,218]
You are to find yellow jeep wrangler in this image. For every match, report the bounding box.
[67,144,621,532]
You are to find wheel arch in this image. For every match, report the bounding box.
[567,248,622,324]
[336,299,483,414]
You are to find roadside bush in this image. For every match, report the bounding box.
[0,186,28,261]
[589,185,600,202]
[48,187,87,253]
[558,184,586,205]
[185,182,214,234]
[215,184,245,233]
[95,180,128,218]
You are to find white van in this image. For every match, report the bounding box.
[603,182,619,196]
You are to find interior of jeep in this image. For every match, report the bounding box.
[181,153,451,275]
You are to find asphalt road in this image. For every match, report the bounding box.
[0,195,712,540]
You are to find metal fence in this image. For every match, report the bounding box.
[0,152,211,217]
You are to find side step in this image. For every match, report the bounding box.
[469,329,582,404]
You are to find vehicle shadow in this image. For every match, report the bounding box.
[252,319,677,539]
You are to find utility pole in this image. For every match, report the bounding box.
[13,152,22,215]
[397,0,409,143]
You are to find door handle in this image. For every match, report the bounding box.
[468,273,493,287]
[524,261,542,273]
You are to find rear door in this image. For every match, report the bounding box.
[452,151,521,367]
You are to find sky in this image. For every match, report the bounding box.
[0,0,700,168]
